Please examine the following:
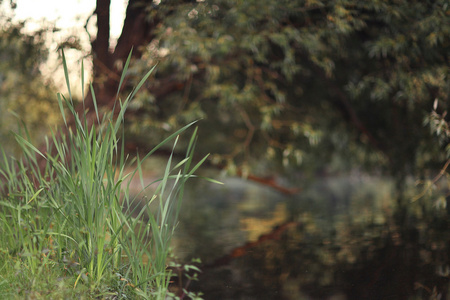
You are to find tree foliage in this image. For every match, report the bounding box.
[121,0,449,179]
[0,18,57,154]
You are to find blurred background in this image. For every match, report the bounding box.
[0,0,449,299]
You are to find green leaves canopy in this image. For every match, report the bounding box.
[125,0,449,176]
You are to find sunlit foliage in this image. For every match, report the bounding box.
[124,0,449,179]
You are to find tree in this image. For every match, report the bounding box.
[122,1,448,177]
[53,0,449,191]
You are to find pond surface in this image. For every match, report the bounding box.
[132,162,450,300]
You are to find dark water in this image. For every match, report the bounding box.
[127,160,449,299]
[169,171,450,300]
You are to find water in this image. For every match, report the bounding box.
[128,161,449,299]
[171,171,449,300]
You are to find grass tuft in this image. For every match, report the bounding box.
[0,51,205,299]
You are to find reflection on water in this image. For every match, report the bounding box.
[170,171,449,300]
[128,162,449,299]
[172,177,293,263]
[239,202,288,242]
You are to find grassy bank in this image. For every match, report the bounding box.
[0,52,206,299]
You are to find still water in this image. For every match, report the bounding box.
[132,163,449,300]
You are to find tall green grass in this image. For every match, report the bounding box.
[0,51,207,299]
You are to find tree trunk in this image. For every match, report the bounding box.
[83,0,156,115]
